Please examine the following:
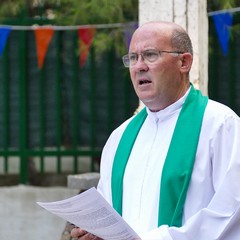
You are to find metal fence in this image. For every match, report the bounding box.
[0,23,138,184]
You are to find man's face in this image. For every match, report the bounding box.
[129,25,184,111]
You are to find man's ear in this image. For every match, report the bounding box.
[179,53,193,73]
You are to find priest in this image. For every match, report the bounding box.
[71,21,240,240]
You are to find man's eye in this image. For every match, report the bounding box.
[145,51,158,59]
[129,54,137,61]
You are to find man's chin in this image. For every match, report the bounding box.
[139,97,154,106]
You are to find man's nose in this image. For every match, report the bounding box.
[134,55,148,71]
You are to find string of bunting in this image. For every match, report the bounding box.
[0,6,239,67]
[0,22,138,69]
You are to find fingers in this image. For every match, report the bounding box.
[71,227,87,238]
[83,233,100,240]
[70,228,102,240]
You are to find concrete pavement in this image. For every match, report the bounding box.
[0,185,78,240]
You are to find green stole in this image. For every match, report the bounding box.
[111,86,208,227]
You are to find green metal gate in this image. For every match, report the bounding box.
[0,23,138,184]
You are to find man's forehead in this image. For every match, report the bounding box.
[134,23,173,41]
[129,27,171,51]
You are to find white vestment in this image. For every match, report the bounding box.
[97,90,240,240]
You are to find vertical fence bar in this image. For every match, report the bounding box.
[228,39,236,111]
[19,30,28,184]
[39,65,46,173]
[55,31,62,174]
[90,47,96,171]
[208,19,219,101]
[3,42,9,173]
[107,48,114,135]
[72,31,79,173]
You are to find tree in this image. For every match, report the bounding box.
[208,0,240,11]
[0,0,138,55]
[0,0,138,23]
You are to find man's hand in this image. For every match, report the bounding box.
[71,227,103,240]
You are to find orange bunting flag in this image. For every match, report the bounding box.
[34,27,54,69]
[78,28,96,67]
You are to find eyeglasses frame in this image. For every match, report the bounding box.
[122,50,185,68]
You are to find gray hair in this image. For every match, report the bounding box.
[171,30,193,55]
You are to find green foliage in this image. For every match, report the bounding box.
[0,0,26,18]
[54,0,138,25]
[208,0,240,11]
[0,0,138,55]
[0,0,138,23]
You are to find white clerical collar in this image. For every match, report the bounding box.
[147,87,191,123]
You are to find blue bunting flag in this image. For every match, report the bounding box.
[213,13,233,56]
[0,27,12,56]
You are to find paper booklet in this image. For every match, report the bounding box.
[37,187,140,240]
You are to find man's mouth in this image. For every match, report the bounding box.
[139,80,151,85]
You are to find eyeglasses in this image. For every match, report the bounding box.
[122,49,184,68]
